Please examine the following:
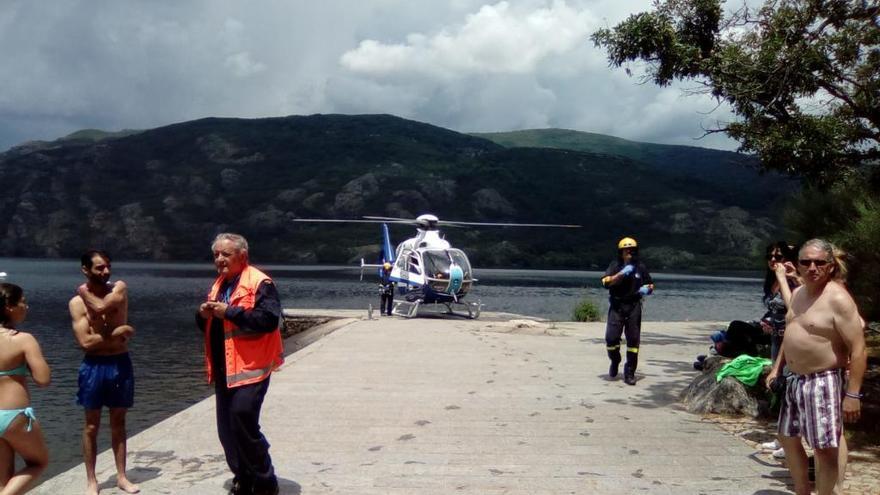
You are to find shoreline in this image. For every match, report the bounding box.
[0,256,763,282]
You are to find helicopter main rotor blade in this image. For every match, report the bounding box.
[360,216,422,224]
[441,221,581,228]
[296,216,579,228]
[361,216,410,222]
[362,216,578,228]
[291,218,402,224]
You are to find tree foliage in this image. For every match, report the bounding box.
[784,169,880,320]
[592,0,880,187]
[593,1,880,318]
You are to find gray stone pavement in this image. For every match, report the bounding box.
[35,314,793,494]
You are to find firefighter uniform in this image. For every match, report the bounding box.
[601,237,653,385]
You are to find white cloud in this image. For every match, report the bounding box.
[225,52,267,77]
[0,0,740,151]
[333,0,737,148]
[341,1,596,78]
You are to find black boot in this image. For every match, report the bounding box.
[253,483,280,495]
[607,347,621,378]
[624,350,638,385]
[252,476,280,495]
[623,364,636,385]
[229,477,253,495]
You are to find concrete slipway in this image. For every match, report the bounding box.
[35,312,794,494]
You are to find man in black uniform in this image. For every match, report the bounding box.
[379,262,395,316]
[601,237,654,385]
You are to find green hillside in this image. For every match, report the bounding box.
[473,128,663,159]
[472,128,789,209]
[0,114,788,270]
[60,128,143,142]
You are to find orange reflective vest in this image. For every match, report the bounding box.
[204,265,284,388]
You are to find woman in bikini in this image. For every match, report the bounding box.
[0,283,50,494]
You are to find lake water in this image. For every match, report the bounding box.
[0,257,764,479]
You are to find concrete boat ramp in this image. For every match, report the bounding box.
[35,312,793,494]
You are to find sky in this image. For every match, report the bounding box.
[0,0,744,152]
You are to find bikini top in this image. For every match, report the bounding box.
[0,363,28,376]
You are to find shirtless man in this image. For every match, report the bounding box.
[68,250,139,495]
[767,239,866,495]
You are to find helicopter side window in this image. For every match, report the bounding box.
[408,254,422,275]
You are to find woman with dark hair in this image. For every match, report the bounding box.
[759,242,799,459]
[761,241,799,362]
[0,283,50,494]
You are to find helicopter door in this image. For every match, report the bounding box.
[395,250,424,287]
[394,254,409,282]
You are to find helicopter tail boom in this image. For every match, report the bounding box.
[382,223,394,265]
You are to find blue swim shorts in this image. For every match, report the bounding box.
[77,352,135,410]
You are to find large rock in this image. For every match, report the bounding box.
[680,355,772,418]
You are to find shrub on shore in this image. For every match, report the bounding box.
[572,299,601,322]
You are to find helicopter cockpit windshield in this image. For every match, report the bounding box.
[423,249,473,294]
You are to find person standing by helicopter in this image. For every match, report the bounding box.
[601,237,654,385]
[379,262,395,316]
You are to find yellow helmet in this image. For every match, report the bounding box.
[383,262,392,270]
[617,237,638,250]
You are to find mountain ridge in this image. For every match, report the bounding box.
[0,114,787,270]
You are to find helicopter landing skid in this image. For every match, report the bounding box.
[391,299,482,319]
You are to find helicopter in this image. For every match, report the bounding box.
[292,214,580,318]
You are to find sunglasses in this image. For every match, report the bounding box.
[767,254,784,261]
[798,259,831,268]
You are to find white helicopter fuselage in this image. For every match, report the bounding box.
[395,229,450,254]
[297,212,576,318]
[389,229,473,303]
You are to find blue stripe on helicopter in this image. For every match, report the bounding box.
[376,223,397,278]
[382,223,394,263]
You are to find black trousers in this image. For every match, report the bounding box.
[215,376,277,490]
[380,290,394,315]
[605,300,642,370]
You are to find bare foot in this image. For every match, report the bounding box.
[86,480,99,495]
[117,476,140,493]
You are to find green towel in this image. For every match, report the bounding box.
[715,355,772,386]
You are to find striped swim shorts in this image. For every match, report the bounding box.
[777,368,844,449]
